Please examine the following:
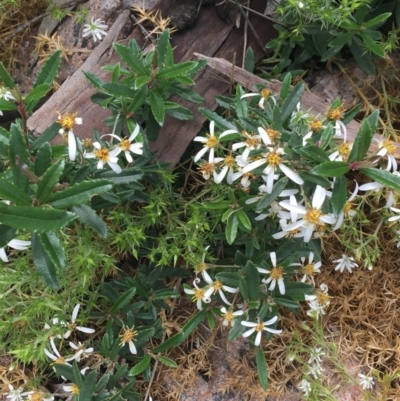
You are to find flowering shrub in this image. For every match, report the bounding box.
[0,29,399,399]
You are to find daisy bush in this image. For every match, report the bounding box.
[1,28,400,398]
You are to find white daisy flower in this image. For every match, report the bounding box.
[388,207,400,222]
[307,363,324,379]
[373,138,397,171]
[84,142,122,173]
[332,254,358,273]
[241,316,282,346]
[25,391,54,401]
[231,130,262,162]
[63,384,80,396]
[5,384,31,401]
[297,379,311,396]
[291,252,321,285]
[69,341,94,362]
[240,88,272,109]
[0,87,15,101]
[257,251,286,294]
[308,347,325,364]
[358,373,374,390]
[82,17,108,42]
[202,270,238,305]
[63,303,95,339]
[56,112,82,161]
[184,278,212,310]
[213,154,237,184]
[102,124,144,163]
[119,325,138,355]
[193,121,220,163]
[279,185,336,242]
[220,306,244,327]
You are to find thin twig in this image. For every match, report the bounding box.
[241,0,250,68]
[0,0,88,49]
[232,0,268,55]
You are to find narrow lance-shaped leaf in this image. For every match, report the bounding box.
[245,261,260,301]
[113,42,148,76]
[129,355,152,376]
[149,90,165,126]
[47,179,113,209]
[226,212,239,245]
[360,168,400,191]
[36,159,65,204]
[256,348,268,390]
[156,61,197,80]
[0,61,15,88]
[331,176,347,216]
[32,232,59,290]
[0,177,32,205]
[348,110,379,162]
[34,50,62,87]
[256,177,288,211]
[79,371,98,401]
[0,204,76,232]
[110,287,136,314]
[34,143,52,177]
[72,204,108,238]
[311,161,349,177]
[38,231,65,271]
[0,225,16,248]
[281,81,304,122]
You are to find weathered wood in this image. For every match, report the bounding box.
[193,53,400,159]
[27,0,277,166]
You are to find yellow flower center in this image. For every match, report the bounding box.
[95,148,109,162]
[326,105,345,121]
[343,202,353,216]
[213,280,223,291]
[270,266,284,280]
[309,119,323,132]
[30,393,43,401]
[261,88,270,98]
[224,155,236,168]
[285,228,301,238]
[120,138,131,151]
[82,138,92,149]
[199,162,215,176]
[223,310,234,322]
[245,136,260,148]
[338,142,351,158]
[305,208,321,225]
[120,326,138,345]
[54,356,66,364]
[383,140,396,155]
[196,262,208,273]
[316,291,330,306]
[57,112,78,131]
[303,263,315,276]
[70,384,80,395]
[205,135,219,148]
[267,151,281,167]
[255,321,264,332]
[193,288,205,301]
[265,128,280,142]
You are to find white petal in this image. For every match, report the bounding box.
[254,331,262,346]
[108,161,122,174]
[193,146,208,163]
[77,326,95,334]
[278,278,285,295]
[242,158,266,174]
[68,131,77,161]
[72,304,80,322]
[129,341,137,354]
[7,239,31,250]
[312,186,326,209]
[241,321,257,328]
[242,327,256,338]
[209,121,215,135]
[279,163,304,185]
[0,248,8,262]
[270,252,277,267]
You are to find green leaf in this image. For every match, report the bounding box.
[0,177,31,205]
[235,85,247,119]
[155,29,171,66]
[244,46,255,73]
[299,171,331,187]
[321,45,342,62]
[281,81,304,121]
[134,75,151,89]
[274,297,300,309]
[32,232,58,290]
[237,209,251,232]
[165,104,193,120]
[348,110,379,162]
[332,176,347,216]
[0,98,17,111]
[295,145,330,162]
[72,204,108,238]
[31,122,60,151]
[158,356,178,368]
[348,36,376,75]
[79,371,98,401]
[0,61,15,88]
[47,179,113,209]
[34,143,52,177]
[24,83,51,105]
[36,159,65,204]
[215,272,241,288]
[311,161,349,177]
[227,313,248,341]
[226,213,239,245]
[9,123,29,164]
[113,42,148,76]
[152,310,207,353]
[127,84,148,113]
[110,287,136,314]
[0,225,16,248]
[101,83,135,97]
[198,108,237,131]
[328,32,354,48]
[170,86,204,103]
[83,70,105,90]
[149,90,165,126]
[94,374,110,393]
[129,355,152,376]
[280,72,291,100]
[0,204,76,232]
[256,177,288,211]
[256,348,268,390]
[38,231,65,270]
[359,31,385,58]
[97,168,143,185]
[245,261,260,301]
[156,61,197,80]
[284,281,314,301]
[364,12,391,28]
[360,168,400,190]
[34,50,62,87]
